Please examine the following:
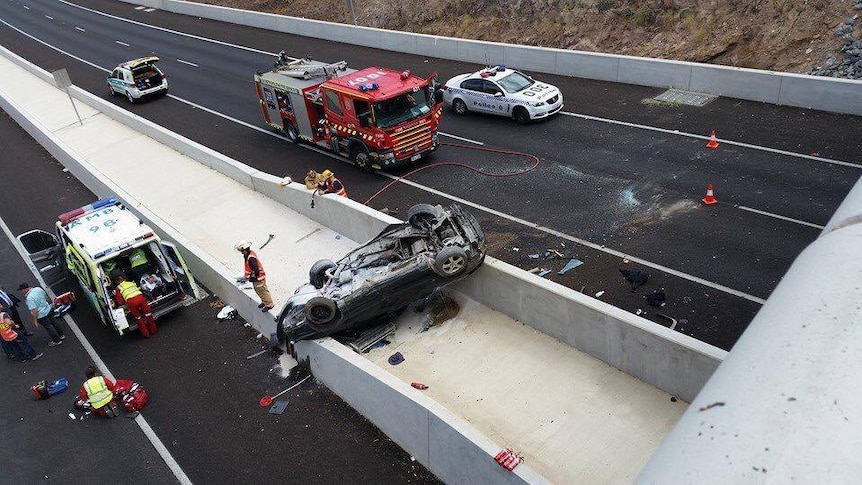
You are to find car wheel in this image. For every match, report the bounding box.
[352,146,372,172]
[108,85,116,97]
[434,247,469,277]
[285,122,300,144]
[513,106,530,124]
[406,204,442,228]
[305,297,338,326]
[452,98,468,116]
[309,259,336,289]
[126,91,135,104]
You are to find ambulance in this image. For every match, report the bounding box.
[254,57,443,170]
[17,197,202,336]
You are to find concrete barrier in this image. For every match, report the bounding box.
[119,0,862,115]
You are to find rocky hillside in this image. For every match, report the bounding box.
[198,0,862,78]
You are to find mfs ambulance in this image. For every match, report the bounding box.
[254,57,443,171]
[17,198,202,336]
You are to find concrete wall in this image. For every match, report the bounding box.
[120,0,862,116]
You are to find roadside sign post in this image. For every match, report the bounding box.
[52,69,82,126]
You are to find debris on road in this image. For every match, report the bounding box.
[644,290,667,307]
[388,352,405,365]
[68,413,76,420]
[259,234,276,250]
[268,400,288,415]
[217,305,237,320]
[494,448,523,471]
[246,350,267,360]
[380,207,399,215]
[259,375,312,407]
[595,291,605,297]
[537,269,551,277]
[528,254,540,259]
[699,401,726,411]
[557,259,583,275]
[620,268,650,292]
[512,247,520,252]
[528,267,541,274]
[411,382,429,390]
[295,227,321,243]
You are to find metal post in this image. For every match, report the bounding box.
[347,0,357,26]
[51,69,82,126]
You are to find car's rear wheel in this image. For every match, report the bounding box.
[433,247,468,277]
[126,91,135,104]
[452,98,468,115]
[513,106,530,124]
[309,259,336,289]
[305,297,338,326]
[285,121,299,144]
[407,204,442,228]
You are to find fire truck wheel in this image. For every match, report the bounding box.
[452,98,468,116]
[126,91,135,104]
[352,147,372,172]
[285,122,299,144]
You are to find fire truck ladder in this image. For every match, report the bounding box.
[275,58,349,80]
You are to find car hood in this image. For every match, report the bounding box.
[508,82,560,102]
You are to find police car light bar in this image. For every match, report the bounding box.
[58,196,120,225]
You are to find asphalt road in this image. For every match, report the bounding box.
[0,112,437,483]
[1,0,860,350]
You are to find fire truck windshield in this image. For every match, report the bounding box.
[373,90,432,129]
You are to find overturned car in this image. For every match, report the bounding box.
[276,204,486,343]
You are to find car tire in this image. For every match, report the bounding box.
[285,122,300,144]
[108,85,116,97]
[305,297,338,326]
[452,98,468,116]
[513,106,530,124]
[126,91,136,104]
[433,247,469,277]
[351,145,372,172]
[406,204,442,228]
[309,259,336,289]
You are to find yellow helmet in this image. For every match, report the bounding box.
[321,169,333,178]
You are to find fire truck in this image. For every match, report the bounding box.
[254,57,443,170]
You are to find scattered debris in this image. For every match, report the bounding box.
[259,375,312,407]
[411,382,429,390]
[380,207,399,215]
[620,268,650,292]
[68,412,76,420]
[246,350,267,360]
[699,401,726,411]
[259,234,276,250]
[494,448,523,471]
[269,400,288,415]
[528,254,540,259]
[656,313,678,329]
[623,258,630,264]
[388,352,405,365]
[787,397,797,402]
[295,228,321,243]
[537,269,551,277]
[336,322,397,353]
[335,234,342,240]
[670,396,678,402]
[512,247,520,252]
[62,168,69,173]
[636,308,644,316]
[217,305,237,320]
[595,291,605,297]
[527,267,541,274]
[548,249,564,258]
[644,290,667,307]
[557,259,584,275]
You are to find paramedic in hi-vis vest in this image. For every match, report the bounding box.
[79,365,119,417]
[235,240,274,312]
[113,275,157,338]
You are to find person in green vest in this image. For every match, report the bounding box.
[128,248,150,281]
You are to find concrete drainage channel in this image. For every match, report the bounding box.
[1,46,726,482]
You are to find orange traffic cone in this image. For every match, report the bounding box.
[706,130,719,149]
[702,184,718,205]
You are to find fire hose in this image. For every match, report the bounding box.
[362,142,541,206]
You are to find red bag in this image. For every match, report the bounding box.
[114,379,148,412]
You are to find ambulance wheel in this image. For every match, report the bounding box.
[351,146,372,172]
[452,98,468,115]
[285,122,299,144]
[126,91,135,104]
[305,297,338,326]
[513,106,530,124]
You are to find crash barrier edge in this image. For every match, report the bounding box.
[0,47,544,484]
[118,0,862,116]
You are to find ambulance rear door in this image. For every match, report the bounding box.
[160,242,203,301]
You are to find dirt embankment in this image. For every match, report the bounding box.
[197,0,862,76]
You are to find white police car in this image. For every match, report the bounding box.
[442,66,563,123]
[107,56,168,103]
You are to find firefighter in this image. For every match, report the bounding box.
[320,170,348,197]
[235,240,274,312]
[305,169,324,190]
[113,275,157,338]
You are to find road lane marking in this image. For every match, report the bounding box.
[735,205,825,230]
[560,111,862,169]
[143,8,155,12]
[134,5,144,9]
[115,40,129,46]
[0,213,193,485]
[439,132,483,145]
[176,58,198,67]
[3,18,769,305]
[75,26,85,32]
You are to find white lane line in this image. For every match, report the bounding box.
[5,19,767,305]
[0,18,109,72]
[176,58,198,67]
[560,111,862,170]
[440,132,484,145]
[143,8,155,12]
[58,0,295,59]
[736,205,825,230]
[0,214,193,485]
[115,40,129,46]
[75,26,85,32]
[134,5,145,9]
[44,14,52,19]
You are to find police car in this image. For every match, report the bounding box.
[107,56,168,103]
[442,66,563,123]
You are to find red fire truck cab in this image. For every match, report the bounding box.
[254,58,443,170]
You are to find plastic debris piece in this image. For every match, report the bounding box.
[246,350,267,360]
[549,249,564,258]
[528,254,540,259]
[411,382,429,390]
[670,396,678,402]
[537,269,551,277]
[644,290,667,307]
[388,352,405,365]
[557,259,584,275]
[511,247,520,252]
[68,413,76,420]
[636,309,643,315]
[699,401,726,411]
[623,258,630,264]
[269,400,288,415]
[527,267,541,274]
[620,268,650,292]
[335,234,342,240]
[595,291,605,297]
[217,305,237,320]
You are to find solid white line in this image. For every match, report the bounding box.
[0,18,109,72]
[23,5,30,9]
[3,17,767,305]
[58,0,295,59]
[0,213,193,485]
[736,205,825,230]
[75,26,85,32]
[560,111,862,170]
[44,14,52,19]
[176,58,198,67]
[115,40,129,46]
[440,131,484,145]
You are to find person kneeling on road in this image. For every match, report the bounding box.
[114,275,157,338]
[78,365,120,418]
[0,304,42,362]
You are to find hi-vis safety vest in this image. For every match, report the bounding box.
[129,249,148,268]
[327,178,348,197]
[244,250,266,280]
[117,281,143,301]
[0,313,17,342]
[84,376,113,409]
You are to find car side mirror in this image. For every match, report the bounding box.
[493,92,503,97]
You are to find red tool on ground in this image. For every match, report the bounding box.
[494,448,523,471]
[259,375,311,407]
[701,183,718,205]
[706,130,720,149]
[411,382,428,390]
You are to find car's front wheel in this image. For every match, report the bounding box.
[433,247,468,277]
[305,297,338,326]
[309,259,336,289]
[513,106,530,124]
[452,98,468,115]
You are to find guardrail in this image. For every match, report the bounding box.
[121,0,862,115]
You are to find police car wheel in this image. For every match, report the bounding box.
[108,85,116,97]
[126,91,135,104]
[513,107,530,124]
[285,122,299,144]
[452,99,468,116]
